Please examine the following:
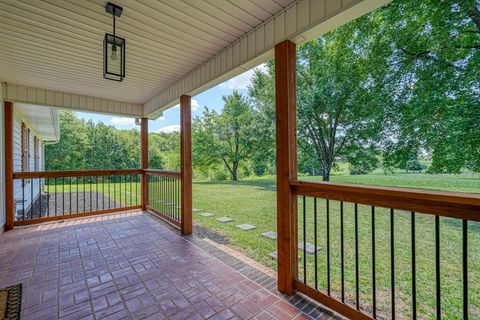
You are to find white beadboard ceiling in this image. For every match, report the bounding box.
[0,0,389,117]
[0,0,292,104]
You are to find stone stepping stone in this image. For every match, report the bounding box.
[298,242,321,254]
[261,231,277,240]
[192,208,200,212]
[216,217,234,223]
[200,212,215,217]
[236,224,256,231]
[268,251,277,260]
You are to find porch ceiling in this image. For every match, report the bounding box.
[0,0,390,118]
[0,0,292,104]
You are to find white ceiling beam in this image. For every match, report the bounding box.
[3,83,144,118]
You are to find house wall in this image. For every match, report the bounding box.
[0,81,5,230]
[13,115,44,220]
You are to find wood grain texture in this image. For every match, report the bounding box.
[14,206,142,226]
[13,169,142,179]
[291,180,480,221]
[295,281,372,320]
[4,101,14,231]
[275,40,297,295]
[144,169,181,178]
[146,206,181,228]
[140,118,148,210]
[180,95,192,235]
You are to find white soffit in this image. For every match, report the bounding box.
[15,103,60,142]
[145,0,391,117]
[0,0,293,109]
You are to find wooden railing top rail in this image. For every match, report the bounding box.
[13,169,142,179]
[144,169,181,178]
[290,180,480,221]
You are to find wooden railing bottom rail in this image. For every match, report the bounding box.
[295,281,372,320]
[14,205,142,226]
[146,206,181,228]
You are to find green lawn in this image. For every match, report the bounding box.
[192,172,480,319]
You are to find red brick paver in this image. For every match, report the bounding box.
[0,212,327,319]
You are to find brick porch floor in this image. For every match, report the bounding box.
[0,211,339,319]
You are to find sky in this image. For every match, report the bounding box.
[76,64,268,133]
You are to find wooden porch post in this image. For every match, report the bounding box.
[140,118,148,210]
[180,95,192,235]
[275,40,297,294]
[4,101,14,231]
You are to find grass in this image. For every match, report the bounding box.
[192,172,480,319]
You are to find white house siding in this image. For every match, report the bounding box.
[13,116,44,220]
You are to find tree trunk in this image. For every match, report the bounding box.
[232,161,239,181]
[322,162,332,181]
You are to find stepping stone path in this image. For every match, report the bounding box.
[200,212,215,217]
[236,224,256,231]
[298,242,321,254]
[192,208,200,212]
[268,251,277,260]
[216,217,234,223]
[261,231,277,240]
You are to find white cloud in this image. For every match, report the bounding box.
[171,99,199,111]
[191,99,199,111]
[158,125,180,133]
[109,117,136,126]
[220,63,268,90]
[158,116,165,120]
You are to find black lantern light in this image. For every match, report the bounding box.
[104,2,125,81]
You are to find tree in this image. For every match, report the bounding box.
[193,91,255,181]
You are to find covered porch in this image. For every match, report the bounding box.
[1,0,480,319]
[0,210,333,320]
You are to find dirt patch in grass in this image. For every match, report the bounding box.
[194,223,230,245]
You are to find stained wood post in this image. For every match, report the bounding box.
[180,95,192,235]
[140,118,148,210]
[4,101,14,231]
[275,40,297,294]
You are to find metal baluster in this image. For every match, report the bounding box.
[113,176,116,209]
[83,177,86,213]
[30,179,33,219]
[412,212,417,320]
[327,199,331,296]
[435,215,441,320]
[46,178,50,217]
[303,196,307,284]
[96,176,99,211]
[90,176,92,212]
[54,178,57,217]
[69,177,72,214]
[76,177,79,214]
[372,206,376,319]
[391,208,395,320]
[103,176,105,210]
[130,175,132,206]
[341,201,345,303]
[22,179,25,220]
[314,197,318,290]
[62,177,65,216]
[463,219,468,320]
[39,178,42,218]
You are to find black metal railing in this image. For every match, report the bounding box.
[13,169,142,224]
[291,180,480,320]
[145,169,181,226]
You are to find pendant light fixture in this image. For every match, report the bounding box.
[104,2,125,81]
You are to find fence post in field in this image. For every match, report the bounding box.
[275,39,298,295]
[180,95,192,235]
[140,118,148,210]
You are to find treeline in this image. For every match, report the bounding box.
[45,111,180,171]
